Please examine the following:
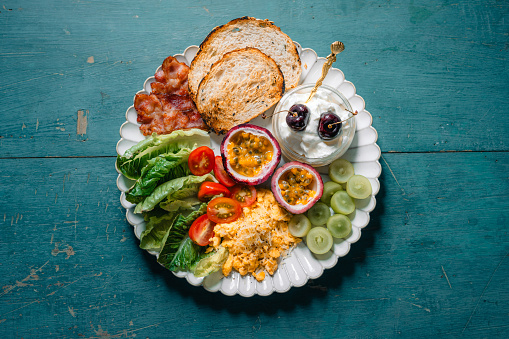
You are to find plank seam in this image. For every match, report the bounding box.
[0,150,507,160]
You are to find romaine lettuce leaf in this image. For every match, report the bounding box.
[134,174,215,214]
[139,212,179,251]
[126,150,193,204]
[159,184,203,211]
[182,202,208,223]
[191,246,228,278]
[160,197,201,212]
[117,129,210,179]
[166,237,203,271]
[139,202,207,252]
[157,203,208,271]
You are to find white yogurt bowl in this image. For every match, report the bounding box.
[272,84,356,167]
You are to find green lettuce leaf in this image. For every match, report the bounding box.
[159,184,203,211]
[157,203,208,271]
[139,212,179,251]
[125,149,193,204]
[182,202,208,223]
[191,246,229,278]
[160,197,201,212]
[116,129,210,179]
[139,202,206,252]
[167,237,203,271]
[134,174,215,214]
[159,185,228,213]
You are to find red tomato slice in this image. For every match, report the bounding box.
[189,214,216,246]
[213,156,236,187]
[197,182,231,201]
[188,146,215,176]
[230,185,257,208]
[207,197,242,224]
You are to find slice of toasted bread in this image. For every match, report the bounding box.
[189,17,300,100]
[195,47,284,134]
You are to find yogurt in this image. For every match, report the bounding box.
[274,86,354,161]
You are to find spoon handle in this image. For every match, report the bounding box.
[305,53,337,103]
[306,41,344,103]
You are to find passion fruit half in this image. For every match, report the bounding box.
[271,161,324,214]
[220,124,281,185]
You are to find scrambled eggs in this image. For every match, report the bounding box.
[209,188,300,282]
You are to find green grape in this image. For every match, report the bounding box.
[306,202,331,226]
[288,214,312,237]
[330,190,355,215]
[346,175,372,199]
[305,227,333,255]
[329,158,354,184]
[321,181,343,206]
[327,214,352,239]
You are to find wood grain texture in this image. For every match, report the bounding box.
[1,0,508,337]
[0,154,508,338]
[0,0,507,157]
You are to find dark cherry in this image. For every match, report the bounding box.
[318,112,342,140]
[286,104,310,131]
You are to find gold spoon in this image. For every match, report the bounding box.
[306,41,345,103]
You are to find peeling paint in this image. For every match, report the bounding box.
[51,243,75,259]
[1,261,49,297]
[68,306,76,317]
[77,110,88,136]
[92,324,109,337]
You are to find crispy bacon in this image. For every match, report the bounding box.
[151,56,190,96]
[136,93,206,135]
[135,56,208,136]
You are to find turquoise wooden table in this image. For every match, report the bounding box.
[1,0,508,337]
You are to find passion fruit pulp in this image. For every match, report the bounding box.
[271,161,324,214]
[220,124,281,185]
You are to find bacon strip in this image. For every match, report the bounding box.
[135,56,208,136]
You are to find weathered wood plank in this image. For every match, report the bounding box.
[0,153,507,337]
[0,0,508,157]
[1,0,508,338]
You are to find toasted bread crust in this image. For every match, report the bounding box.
[195,47,284,134]
[188,17,300,101]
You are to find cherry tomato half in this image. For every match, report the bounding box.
[207,197,242,224]
[188,146,215,176]
[213,156,236,187]
[197,182,231,202]
[189,214,216,246]
[230,185,257,208]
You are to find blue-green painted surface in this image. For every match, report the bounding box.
[1,0,508,338]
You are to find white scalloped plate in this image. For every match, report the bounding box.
[116,43,381,297]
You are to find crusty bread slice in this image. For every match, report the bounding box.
[195,47,284,134]
[189,17,300,100]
